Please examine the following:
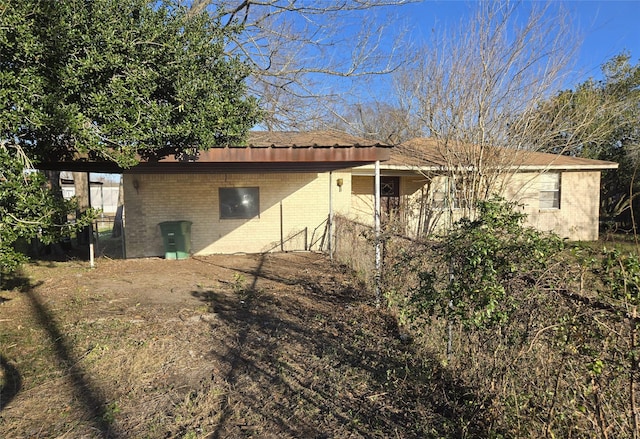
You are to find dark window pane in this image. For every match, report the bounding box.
[219,187,260,219]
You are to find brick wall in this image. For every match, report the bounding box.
[349,170,602,241]
[507,171,601,241]
[123,171,352,258]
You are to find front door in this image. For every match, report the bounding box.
[380,176,400,225]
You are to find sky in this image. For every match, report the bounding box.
[566,0,640,79]
[93,0,640,180]
[400,0,640,86]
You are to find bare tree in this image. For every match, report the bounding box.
[329,101,421,144]
[186,0,416,129]
[387,1,621,219]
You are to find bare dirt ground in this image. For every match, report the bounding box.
[0,252,482,438]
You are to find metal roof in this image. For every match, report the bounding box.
[244,131,384,148]
[37,130,391,173]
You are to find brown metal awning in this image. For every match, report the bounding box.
[37,130,392,173]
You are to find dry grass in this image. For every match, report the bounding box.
[0,253,492,438]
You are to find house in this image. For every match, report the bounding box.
[350,138,619,241]
[122,131,394,257]
[40,132,617,258]
[41,131,391,257]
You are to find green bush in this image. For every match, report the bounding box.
[380,197,640,437]
[408,196,564,329]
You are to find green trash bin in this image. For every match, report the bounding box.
[159,221,192,260]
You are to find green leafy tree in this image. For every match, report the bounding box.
[0,146,94,277]
[0,0,261,276]
[1,0,261,167]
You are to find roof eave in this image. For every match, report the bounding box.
[353,162,619,176]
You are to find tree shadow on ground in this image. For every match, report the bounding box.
[192,253,502,438]
[1,269,121,438]
[0,354,21,411]
[1,272,26,413]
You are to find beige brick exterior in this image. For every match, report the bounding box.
[123,171,352,258]
[349,170,603,241]
[506,171,602,241]
[122,167,602,258]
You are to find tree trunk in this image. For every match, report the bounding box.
[112,176,124,238]
[73,172,91,245]
[42,171,68,256]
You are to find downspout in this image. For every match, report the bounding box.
[328,171,333,260]
[374,160,381,306]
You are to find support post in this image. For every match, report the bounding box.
[328,171,334,260]
[280,201,284,252]
[374,161,381,306]
[87,172,95,269]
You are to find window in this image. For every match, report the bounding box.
[539,173,560,209]
[432,177,465,210]
[219,187,260,219]
[380,177,400,223]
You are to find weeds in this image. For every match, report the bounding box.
[102,401,120,424]
[361,199,640,438]
[231,272,246,294]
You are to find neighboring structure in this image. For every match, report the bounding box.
[60,172,121,216]
[40,132,618,258]
[351,138,619,241]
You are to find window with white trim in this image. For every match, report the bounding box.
[539,173,560,209]
[432,177,465,210]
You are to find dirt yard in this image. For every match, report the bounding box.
[0,252,483,438]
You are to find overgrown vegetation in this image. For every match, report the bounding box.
[404,197,564,329]
[372,198,640,438]
[0,147,94,278]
